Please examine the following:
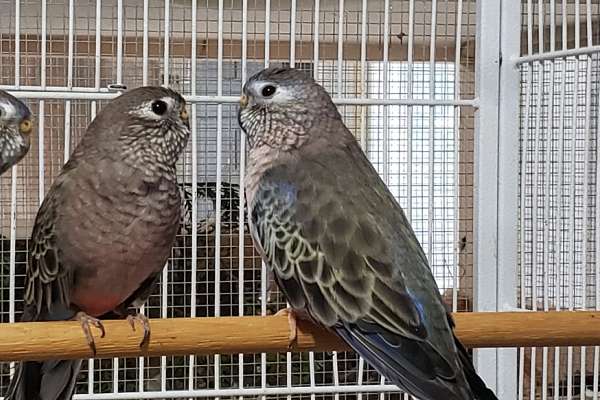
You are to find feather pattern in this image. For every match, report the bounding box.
[5,86,190,400]
[242,67,497,400]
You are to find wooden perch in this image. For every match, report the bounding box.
[0,311,599,362]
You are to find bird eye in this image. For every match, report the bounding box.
[152,100,168,116]
[261,85,277,97]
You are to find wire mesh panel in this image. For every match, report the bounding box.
[517,1,600,399]
[0,0,479,398]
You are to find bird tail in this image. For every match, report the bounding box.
[453,334,499,400]
[5,305,82,400]
[5,359,82,400]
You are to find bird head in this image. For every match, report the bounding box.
[238,67,341,150]
[82,86,191,174]
[0,90,33,175]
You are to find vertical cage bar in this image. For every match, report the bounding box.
[580,3,594,398]
[552,3,568,399]
[475,0,520,397]
[163,0,170,86]
[38,0,47,204]
[8,168,17,320]
[214,0,224,396]
[585,1,600,397]
[359,0,367,151]
[238,1,248,398]
[566,4,583,398]
[519,3,534,396]
[336,0,344,97]
[116,0,123,84]
[381,0,390,185]
[427,0,437,261]
[357,2,368,396]
[289,0,296,67]
[264,0,270,68]
[14,0,19,87]
[142,0,149,85]
[587,5,600,394]
[188,0,198,394]
[541,1,557,398]
[160,262,167,392]
[406,0,414,221]
[519,60,533,400]
[9,0,21,331]
[357,357,364,400]
[309,3,320,394]
[7,0,19,381]
[312,0,319,80]
[137,0,148,389]
[529,1,545,397]
[64,0,75,162]
[452,0,463,313]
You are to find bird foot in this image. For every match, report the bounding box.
[126,313,151,348]
[275,307,301,349]
[74,311,105,356]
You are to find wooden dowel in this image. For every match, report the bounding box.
[0,311,599,362]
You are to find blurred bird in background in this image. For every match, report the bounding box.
[6,86,190,400]
[238,67,498,400]
[0,90,32,175]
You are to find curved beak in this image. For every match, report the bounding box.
[180,107,190,128]
[239,95,248,109]
[19,117,33,135]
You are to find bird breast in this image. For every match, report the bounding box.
[59,167,181,316]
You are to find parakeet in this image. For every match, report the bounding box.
[5,86,190,400]
[238,67,497,400]
[0,90,32,175]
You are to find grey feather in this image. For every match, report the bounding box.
[5,86,190,400]
[239,67,497,400]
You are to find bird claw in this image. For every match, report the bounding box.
[74,311,105,356]
[275,307,298,349]
[127,313,151,348]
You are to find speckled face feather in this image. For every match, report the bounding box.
[69,86,191,179]
[0,89,32,175]
[237,67,341,150]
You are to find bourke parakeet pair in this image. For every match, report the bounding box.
[6,87,191,400]
[238,67,498,400]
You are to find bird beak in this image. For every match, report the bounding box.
[180,108,189,121]
[180,107,190,127]
[19,118,33,135]
[239,95,248,109]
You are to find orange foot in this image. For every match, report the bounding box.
[74,311,106,356]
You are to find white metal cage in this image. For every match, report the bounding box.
[0,0,598,399]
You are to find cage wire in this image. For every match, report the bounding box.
[516,1,600,400]
[0,0,597,399]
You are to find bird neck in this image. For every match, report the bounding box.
[119,139,180,181]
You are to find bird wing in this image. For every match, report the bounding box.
[249,142,469,397]
[25,178,73,320]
